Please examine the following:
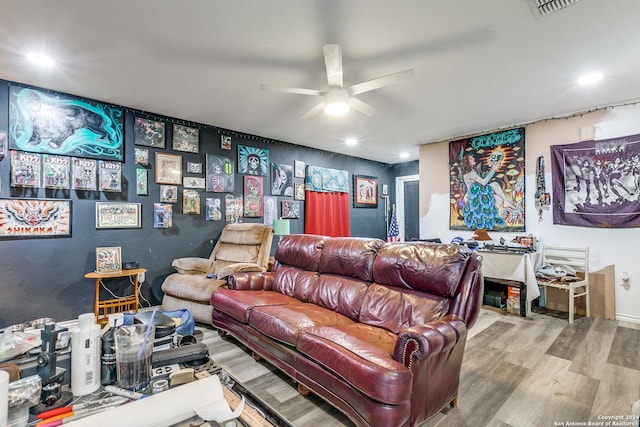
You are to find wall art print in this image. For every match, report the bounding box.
[263,196,277,226]
[134,117,165,148]
[449,128,525,232]
[172,124,199,153]
[206,154,234,192]
[353,175,377,208]
[160,185,178,203]
[99,160,122,192]
[225,194,243,224]
[9,85,124,161]
[271,163,293,196]
[551,134,640,228]
[0,198,71,238]
[10,150,41,188]
[136,168,148,196]
[43,154,71,190]
[183,189,200,214]
[135,147,149,166]
[95,202,141,229]
[95,246,121,273]
[281,200,300,219]
[205,198,222,221]
[72,157,97,191]
[238,145,269,176]
[244,175,263,217]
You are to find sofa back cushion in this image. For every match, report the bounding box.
[319,237,385,282]
[373,242,471,298]
[307,274,369,320]
[359,284,449,334]
[275,234,327,272]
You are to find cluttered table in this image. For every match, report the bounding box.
[478,248,542,315]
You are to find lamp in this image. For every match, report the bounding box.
[471,229,493,242]
[272,219,290,237]
[324,88,350,116]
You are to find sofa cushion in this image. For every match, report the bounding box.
[211,289,300,323]
[297,323,412,405]
[275,234,327,271]
[319,237,384,281]
[272,266,319,301]
[249,303,353,346]
[307,274,369,320]
[359,284,449,334]
[373,242,471,298]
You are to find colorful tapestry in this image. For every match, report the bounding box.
[305,166,349,193]
[551,134,640,228]
[449,128,526,231]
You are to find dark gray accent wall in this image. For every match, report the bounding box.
[0,80,401,328]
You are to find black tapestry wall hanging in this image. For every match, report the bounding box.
[8,85,124,161]
[551,134,640,228]
[449,128,526,232]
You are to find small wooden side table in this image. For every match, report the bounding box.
[84,268,146,324]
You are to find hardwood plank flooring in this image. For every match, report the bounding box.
[197,309,640,426]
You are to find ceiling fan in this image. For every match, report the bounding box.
[261,44,415,119]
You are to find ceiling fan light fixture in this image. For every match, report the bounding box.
[324,88,350,116]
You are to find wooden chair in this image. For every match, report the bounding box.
[536,246,589,323]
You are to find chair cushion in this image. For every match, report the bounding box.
[161,273,224,302]
[172,257,213,274]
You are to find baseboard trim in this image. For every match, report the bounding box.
[615,313,640,324]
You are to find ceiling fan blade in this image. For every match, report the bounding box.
[323,44,343,88]
[349,69,415,96]
[301,101,326,119]
[349,97,376,116]
[261,85,322,96]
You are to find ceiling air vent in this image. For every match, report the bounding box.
[527,0,582,17]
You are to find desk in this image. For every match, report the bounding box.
[478,250,541,316]
[84,268,146,324]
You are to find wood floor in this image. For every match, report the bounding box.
[198,308,640,427]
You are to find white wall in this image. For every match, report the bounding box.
[419,104,640,322]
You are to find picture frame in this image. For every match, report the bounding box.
[186,162,202,174]
[0,198,71,238]
[155,152,182,185]
[183,176,206,189]
[281,200,300,219]
[294,160,306,178]
[160,185,178,203]
[95,202,142,229]
[221,135,232,150]
[135,147,149,166]
[353,175,378,208]
[172,124,199,153]
[95,246,122,273]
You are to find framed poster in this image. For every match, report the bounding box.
[221,135,232,150]
[183,189,200,214]
[99,160,122,192]
[95,246,122,273]
[271,163,293,196]
[353,175,378,208]
[134,147,149,166]
[72,157,97,191]
[244,176,263,217]
[42,154,71,190]
[172,124,199,153]
[0,198,71,238]
[155,152,182,185]
[183,176,205,189]
[186,162,202,174]
[10,150,41,188]
[238,145,269,176]
[134,117,165,148]
[449,128,525,231]
[95,202,141,229]
[9,85,124,161]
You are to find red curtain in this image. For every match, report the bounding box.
[304,191,350,237]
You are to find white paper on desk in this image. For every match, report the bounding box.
[195,395,244,422]
[67,375,225,427]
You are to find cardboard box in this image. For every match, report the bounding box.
[506,297,520,315]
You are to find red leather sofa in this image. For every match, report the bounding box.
[211,234,484,427]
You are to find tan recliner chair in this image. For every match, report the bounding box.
[161,223,274,323]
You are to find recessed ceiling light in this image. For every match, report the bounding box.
[577,72,602,86]
[400,152,410,159]
[27,52,55,67]
[345,138,358,146]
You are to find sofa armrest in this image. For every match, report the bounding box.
[227,271,274,291]
[171,257,213,274]
[217,262,265,280]
[393,314,467,368]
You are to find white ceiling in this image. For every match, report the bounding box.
[2,0,640,164]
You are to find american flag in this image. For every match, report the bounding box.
[387,205,401,242]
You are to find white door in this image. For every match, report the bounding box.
[395,174,419,241]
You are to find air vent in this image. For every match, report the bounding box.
[527,0,582,17]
